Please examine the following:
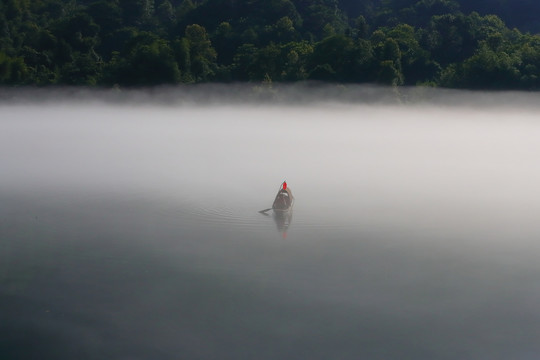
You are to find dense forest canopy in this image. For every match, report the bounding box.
[2,0,540,89]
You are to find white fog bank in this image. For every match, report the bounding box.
[2,86,540,237]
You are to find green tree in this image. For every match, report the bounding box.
[518,37,540,89]
[272,16,298,43]
[105,32,180,85]
[119,0,156,27]
[51,13,99,53]
[231,44,259,81]
[386,24,438,84]
[0,52,13,82]
[157,0,176,25]
[173,37,192,81]
[212,21,237,65]
[350,38,376,82]
[60,52,102,85]
[250,43,282,81]
[184,24,217,81]
[459,44,521,89]
[0,52,29,84]
[281,41,314,80]
[354,15,369,39]
[176,0,195,23]
[422,13,471,66]
[379,38,403,84]
[309,34,357,81]
[302,2,347,39]
[87,0,123,35]
[377,59,403,85]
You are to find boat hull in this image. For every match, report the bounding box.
[272,187,294,212]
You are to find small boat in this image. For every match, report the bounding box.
[272,181,294,213]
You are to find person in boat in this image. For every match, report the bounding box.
[273,181,292,210]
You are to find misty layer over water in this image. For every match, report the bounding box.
[2,86,540,359]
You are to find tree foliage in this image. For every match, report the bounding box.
[2,0,540,89]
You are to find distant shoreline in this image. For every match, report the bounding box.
[1,84,540,109]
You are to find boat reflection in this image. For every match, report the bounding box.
[273,210,293,238]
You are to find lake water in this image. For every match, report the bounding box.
[2,86,540,359]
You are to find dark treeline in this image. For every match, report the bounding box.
[2,0,540,89]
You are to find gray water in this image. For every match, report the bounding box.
[2,87,540,359]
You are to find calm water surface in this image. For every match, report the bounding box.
[2,89,540,359]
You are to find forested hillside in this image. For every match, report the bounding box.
[2,0,540,89]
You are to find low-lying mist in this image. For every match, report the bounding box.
[3,83,540,107]
[2,84,540,360]
[3,85,540,222]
